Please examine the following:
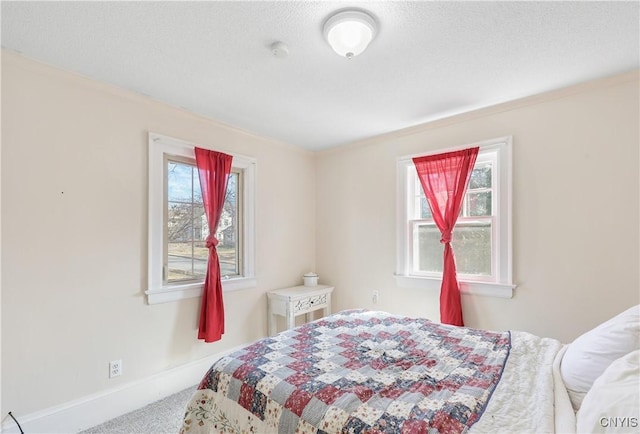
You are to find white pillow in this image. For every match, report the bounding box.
[560,305,640,411]
[576,350,640,433]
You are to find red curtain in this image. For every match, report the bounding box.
[195,147,233,343]
[413,147,479,326]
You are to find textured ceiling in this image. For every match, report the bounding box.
[2,1,639,150]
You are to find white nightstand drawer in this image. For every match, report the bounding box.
[293,293,328,314]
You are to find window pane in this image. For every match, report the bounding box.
[192,167,203,204]
[420,196,432,219]
[167,242,196,281]
[167,159,199,283]
[168,202,194,242]
[167,162,195,202]
[218,173,239,277]
[469,163,492,189]
[452,223,492,276]
[413,172,432,219]
[194,206,206,241]
[417,225,443,273]
[467,192,492,217]
[193,241,208,279]
[415,221,492,276]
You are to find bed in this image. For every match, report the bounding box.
[180,307,639,434]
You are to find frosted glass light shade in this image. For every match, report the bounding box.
[323,10,376,59]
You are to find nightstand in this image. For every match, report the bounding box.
[267,284,334,336]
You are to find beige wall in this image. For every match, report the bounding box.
[2,49,639,420]
[1,51,316,416]
[316,72,639,344]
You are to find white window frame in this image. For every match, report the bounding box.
[147,132,256,304]
[396,136,515,298]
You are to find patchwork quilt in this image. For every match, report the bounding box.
[181,310,513,433]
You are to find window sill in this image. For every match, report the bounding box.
[146,277,257,305]
[394,275,515,299]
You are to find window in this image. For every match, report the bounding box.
[147,133,256,304]
[165,157,241,282]
[396,137,514,298]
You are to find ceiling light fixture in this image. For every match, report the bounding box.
[323,10,377,59]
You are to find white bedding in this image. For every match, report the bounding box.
[469,331,569,433]
[553,345,577,434]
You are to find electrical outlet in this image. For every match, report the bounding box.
[372,290,379,304]
[109,359,122,378]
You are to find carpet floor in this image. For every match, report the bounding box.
[80,386,196,434]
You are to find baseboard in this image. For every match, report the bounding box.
[1,346,242,433]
